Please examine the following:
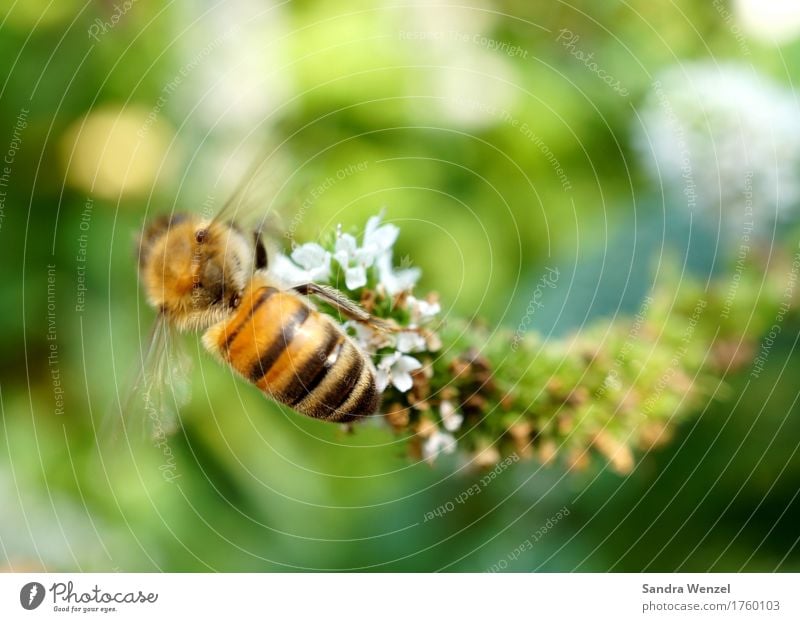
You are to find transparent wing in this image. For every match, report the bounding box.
[210,146,297,238]
[108,313,192,442]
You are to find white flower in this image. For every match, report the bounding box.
[333,232,358,267]
[345,320,375,350]
[332,233,367,289]
[343,321,392,354]
[376,252,421,296]
[440,400,464,432]
[362,214,399,260]
[291,243,331,280]
[423,429,457,462]
[348,323,427,357]
[334,232,358,256]
[271,243,331,286]
[376,352,422,392]
[395,330,427,353]
[407,295,441,324]
[333,215,402,291]
[342,264,367,290]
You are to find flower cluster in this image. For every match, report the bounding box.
[274,214,421,291]
[273,215,458,462]
[274,215,800,472]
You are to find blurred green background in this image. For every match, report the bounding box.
[1,0,799,571]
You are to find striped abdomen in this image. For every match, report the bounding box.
[203,284,380,422]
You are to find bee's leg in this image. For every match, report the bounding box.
[253,231,268,270]
[293,282,395,331]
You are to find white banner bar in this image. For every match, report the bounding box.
[0,573,797,621]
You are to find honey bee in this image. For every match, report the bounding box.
[135,209,383,424]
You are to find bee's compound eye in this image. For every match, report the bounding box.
[195,229,207,243]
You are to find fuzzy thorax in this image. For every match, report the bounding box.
[138,214,257,332]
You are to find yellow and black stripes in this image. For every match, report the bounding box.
[247,305,310,382]
[284,327,342,406]
[203,284,380,422]
[221,286,277,350]
[292,337,379,423]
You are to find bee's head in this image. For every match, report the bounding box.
[138,214,253,329]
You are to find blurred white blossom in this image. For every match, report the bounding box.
[407,296,441,324]
[402,0,519,129]
[422,428,457,462]
[734,0,800,45]
[634,63,800,233]
[182,0,291,131]
[440,400,464,432]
